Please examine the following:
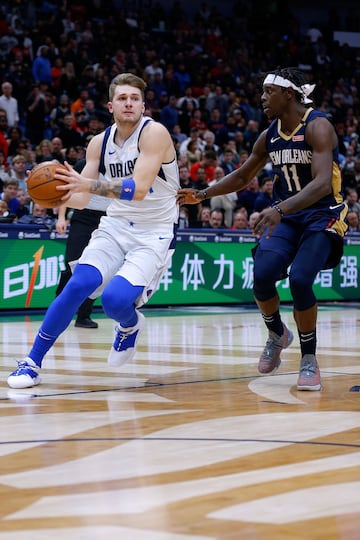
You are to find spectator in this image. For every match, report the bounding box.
[57,113,85,149]
[0,148,10,183]
[209,207,226,229]
[236,176,260,216]
[178,163,199,226]
[190,150,217,183]
[185,139,202,166]
[193,205,211,228]
[216,114,244,149]
[83,116,102,145]
[159,95,179,133]
[0,109,9,159]
[0,177,19,215]
[210,165,238,227]
[178,98,196,135]
[32,46,52,85]
[16,187,31,218]
[0,199,16,223]
[171,124,187,145]
[144,56,163,83]
[243,119,261,153]
[192,165,210,194]
[9,154,28,193]
[230,208,250,230]
[346,210,360,233]
[17,202,56,229]
[179,126,203,159]
[173,63,191,94]
[205,85,229,121]
[254,176,275,211]
[0,81,19,128]
[70,88,90,117]
[7,126,23,157]
[58,62,79,100]
[249,211,261,232]
[207,107,225,143]
[45,137,65,163]
[178,206,190,229]
[50,94,71,134]
[150,73,168,101]
[341,148,357,190]
[177,87,199,111]
[35,139,53,163]
[189,108,208,134]
[219,147,237,175]
[202,130,220,156]
[25,83,46,145]
[345,188,360,216]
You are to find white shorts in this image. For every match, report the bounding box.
[76,215,176,306]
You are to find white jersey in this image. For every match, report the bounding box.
[86,193,111,212]
[99,117,179,224]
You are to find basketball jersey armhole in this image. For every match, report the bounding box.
[98,126,112,175]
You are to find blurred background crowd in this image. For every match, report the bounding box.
[0,0,359,233]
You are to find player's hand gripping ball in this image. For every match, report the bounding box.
[26,161,67,208]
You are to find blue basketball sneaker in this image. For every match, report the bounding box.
[107,310,145,367]
[8,358,41,389]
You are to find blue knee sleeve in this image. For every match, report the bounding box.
[290,232,333,310]
[253,249,287,301]
[102,275,144,326]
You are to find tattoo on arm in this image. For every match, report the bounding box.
[89,179,123,198]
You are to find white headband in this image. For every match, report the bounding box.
[263,74,316,104]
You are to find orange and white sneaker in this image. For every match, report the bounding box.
[297,354,322,391]
[258,324,293,374]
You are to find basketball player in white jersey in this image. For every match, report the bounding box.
[8,73,180,389]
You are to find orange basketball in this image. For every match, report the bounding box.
[27,161,68,208]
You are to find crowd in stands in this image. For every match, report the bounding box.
[0,0,359,233]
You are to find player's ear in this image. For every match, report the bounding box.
[286,87,294,100]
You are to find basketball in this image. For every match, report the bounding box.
[26,161,68,208]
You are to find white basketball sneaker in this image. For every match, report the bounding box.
[107,310,145,367]
[8,357,41,389]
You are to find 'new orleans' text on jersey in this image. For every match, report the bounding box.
[269,148,312,166]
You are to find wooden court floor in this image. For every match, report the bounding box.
[0,303,359,539]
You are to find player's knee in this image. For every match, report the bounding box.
[102,288,127,319]
[68,264,102,298]
[253,276,277,301]
[289,270,315,310]
[102,276,143,320]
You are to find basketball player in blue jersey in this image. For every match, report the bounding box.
[8,73,180,389]
[177,67,348,391]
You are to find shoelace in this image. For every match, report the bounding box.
[13,361,36,374]
[115,328,133,350]
[264,337,282,356]
[300,362,317,375]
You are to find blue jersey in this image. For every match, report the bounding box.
[265,108,347,238]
